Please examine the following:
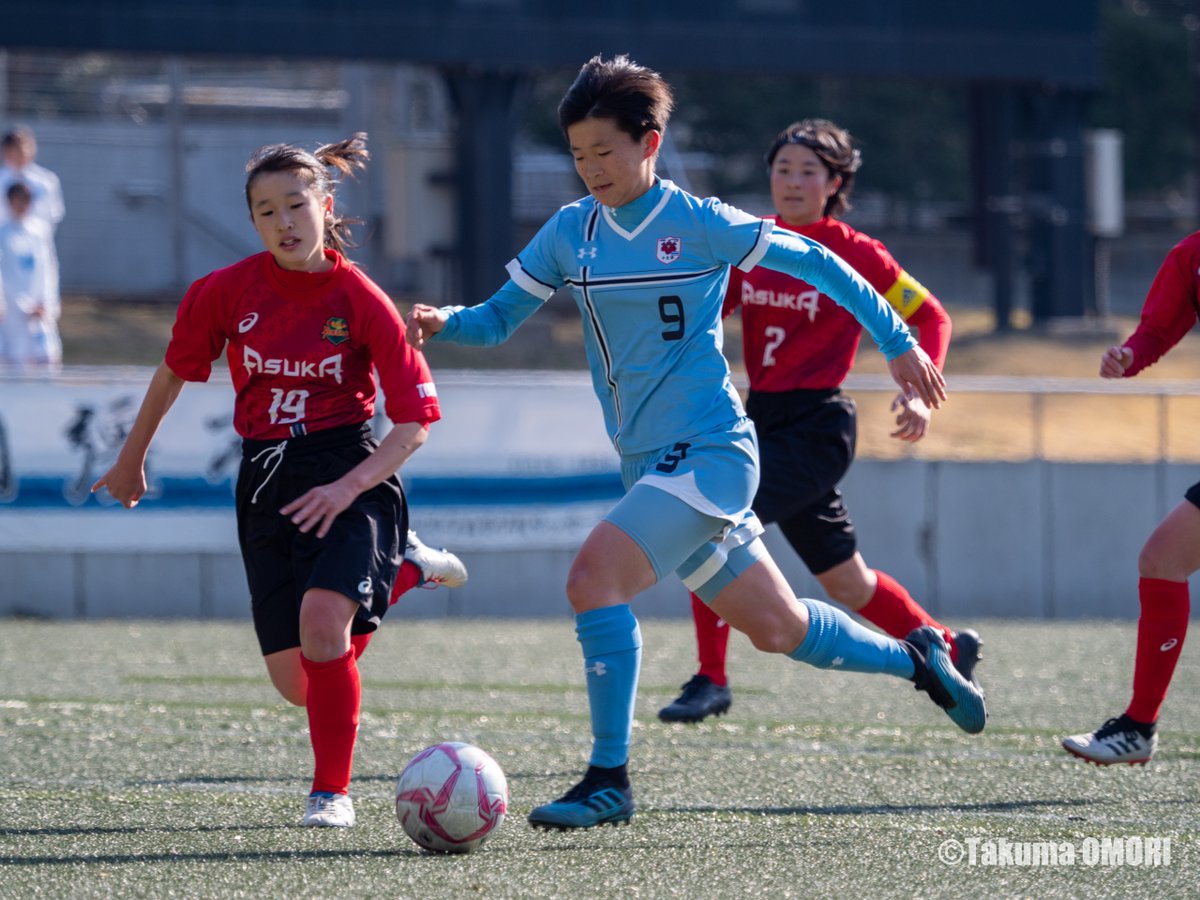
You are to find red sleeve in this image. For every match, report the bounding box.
[836,230,951,370]
[903,293,951,371]
[163,272,228,382]
[838,233,905,295]
[1124,235,1200,377]
[355,273,441,427]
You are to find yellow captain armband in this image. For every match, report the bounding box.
[883,270,931,319]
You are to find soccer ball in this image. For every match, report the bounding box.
[395,742,508,853]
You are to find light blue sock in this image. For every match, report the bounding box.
[575,604,643,768]
[788,596,915,679]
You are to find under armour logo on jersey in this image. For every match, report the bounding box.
[1160,638,1179,652]
[577,245,598,260]
[238,312,260,333]
[585,661,607,677]
[358,578,372,595]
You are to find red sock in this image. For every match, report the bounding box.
[691,593,730,685]
[857,570,955,661]
[301,649,361,796]
[389,560,423,605]
[1126,577,1189,724]
[350,632,372,659]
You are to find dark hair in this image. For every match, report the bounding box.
[765,119,862,218]
[557,55,674,142]
[2,127,36,155]
[244,132,369,255]
[5,181,32,204]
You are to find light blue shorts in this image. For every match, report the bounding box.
[604,418,768,603]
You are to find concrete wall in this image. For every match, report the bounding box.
[1,459,1187,622]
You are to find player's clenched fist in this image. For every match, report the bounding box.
[1099,345,1133,379]
[406,304,447,348]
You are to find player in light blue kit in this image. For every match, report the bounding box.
[407,55,985,832]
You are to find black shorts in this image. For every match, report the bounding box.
[236,422,407,656]
[1185,480,1200,510]
[746,388,858,575]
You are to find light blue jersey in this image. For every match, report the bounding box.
[435,178,915,456]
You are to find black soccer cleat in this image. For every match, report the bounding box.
[950,628,984,690]
[657,674,732,724]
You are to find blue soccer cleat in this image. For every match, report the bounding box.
[906,625,987,734]
[528,768,636,831]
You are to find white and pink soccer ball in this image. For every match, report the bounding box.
[395,742,508,853]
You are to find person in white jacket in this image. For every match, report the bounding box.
[0,127,65,230]
[0,181,61,373]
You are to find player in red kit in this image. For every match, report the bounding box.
[93,134,460,827]
[1061,230,1200,766]
[660,119,983,723]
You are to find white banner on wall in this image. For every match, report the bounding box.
[0,368,622,551]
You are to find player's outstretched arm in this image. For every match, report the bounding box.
[1099,345,1134,379]
[91,362,185,508]
[408,283,546,349]
[887,346,946,410]
[759,230,922,369]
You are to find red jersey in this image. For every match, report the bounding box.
[725,216,950,392]
[165,250,440,440]
[1123,231,1200,377]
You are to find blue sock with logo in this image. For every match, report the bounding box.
[788,596,915,679]
[575,604,643,768]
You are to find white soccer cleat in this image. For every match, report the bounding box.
[303,792,356,827]
[1061,715,1158,766]
[405,529,468,589]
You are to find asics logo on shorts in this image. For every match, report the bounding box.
[358,578,372,595]
[238,312,259,333]
[1160,638,1179,652]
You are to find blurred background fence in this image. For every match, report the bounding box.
[2,369,1198,622]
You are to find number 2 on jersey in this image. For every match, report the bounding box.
[268,388,309,425]
[761,325,785,367]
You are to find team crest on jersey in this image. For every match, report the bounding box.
[656,236,681,264]
[321,316,350,345]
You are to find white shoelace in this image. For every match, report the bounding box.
[248,440,288,505]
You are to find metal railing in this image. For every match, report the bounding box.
[838,373,1200,463]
